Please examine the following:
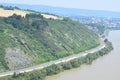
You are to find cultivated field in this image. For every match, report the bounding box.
[0,8,29,17]
[41,13,59,19]
[0,8,63,20]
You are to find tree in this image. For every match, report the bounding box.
[62,62,72,70]
[70,59,80,68]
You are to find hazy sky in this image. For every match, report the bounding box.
[0,0,120,12]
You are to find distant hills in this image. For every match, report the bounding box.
[1,3,120,18]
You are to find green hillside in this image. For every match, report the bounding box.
[0,13,100,71]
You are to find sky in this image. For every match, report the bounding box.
[0,0,120,12]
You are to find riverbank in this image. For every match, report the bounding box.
[4,40,113,80]
[46,30,120,80]
[45,41,113,80]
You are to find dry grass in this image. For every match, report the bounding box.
[0,8,62,20]
[0,8,28,17]
[41,14,58,19]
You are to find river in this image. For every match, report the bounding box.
[46,30,120,80]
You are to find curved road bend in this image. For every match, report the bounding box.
[0,38,105,77]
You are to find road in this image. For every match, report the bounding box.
[0,38,105,77]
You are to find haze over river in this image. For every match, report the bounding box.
[46,30,120,80]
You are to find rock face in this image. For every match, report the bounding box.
[5,48,32,70]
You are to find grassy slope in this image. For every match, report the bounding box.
[0,8,100,70]
[46,19,99,54]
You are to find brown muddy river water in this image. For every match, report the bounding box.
[46,30,120,80]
